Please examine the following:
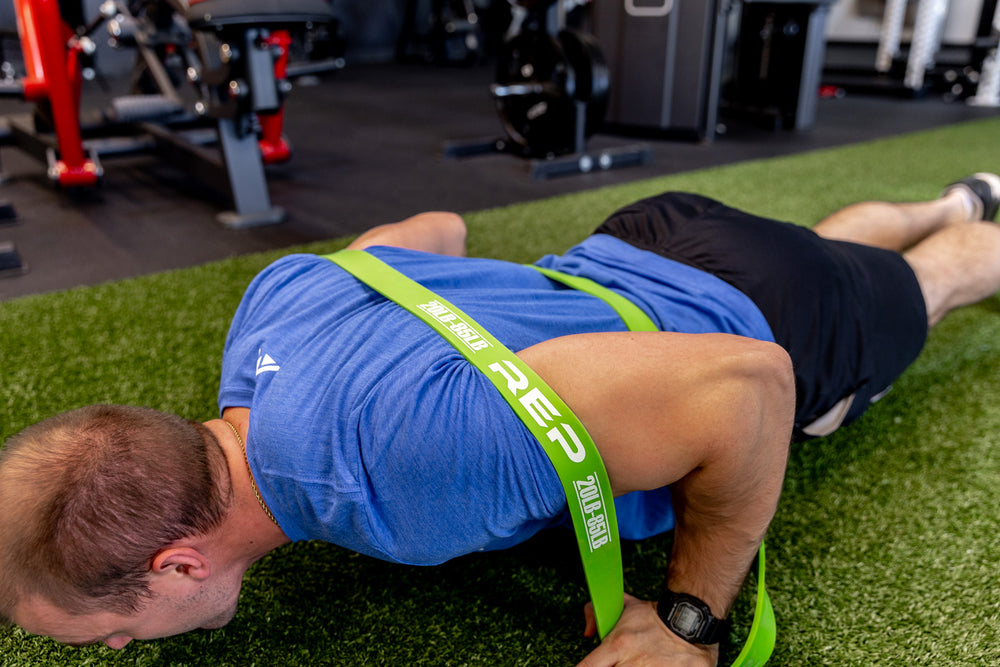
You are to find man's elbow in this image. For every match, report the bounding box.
[409,211,467,256]
[726,339,796,449]
[718,340,795,513]
[758,341,795,416]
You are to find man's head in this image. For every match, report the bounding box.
[0,405,234,645]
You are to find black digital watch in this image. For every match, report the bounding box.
[657,589,727,645]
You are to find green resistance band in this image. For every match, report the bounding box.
[731,544,775,667]
[531,266,659,333]
[326,249,623,638]
[325,250,775,662]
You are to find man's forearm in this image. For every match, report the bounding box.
[665,472,780,619]
[662,351,794,619]
[517,332,795,666]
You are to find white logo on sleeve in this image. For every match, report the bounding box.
[255,349,281,376]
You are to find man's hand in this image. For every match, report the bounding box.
[577,594,718,667]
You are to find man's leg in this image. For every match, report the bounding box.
[810,173,1000,327]
[812,173,1000,251]
[904,221,1000,326]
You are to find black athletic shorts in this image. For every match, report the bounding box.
[594,191,928,440]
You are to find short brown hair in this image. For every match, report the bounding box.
[0,405,232,621]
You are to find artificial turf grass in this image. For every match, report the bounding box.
[3,116,1000,664]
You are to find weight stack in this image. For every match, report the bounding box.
[591,0,729,141]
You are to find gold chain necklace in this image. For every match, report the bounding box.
[223,419,280,528]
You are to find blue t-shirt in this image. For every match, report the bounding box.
[218,235,774,565]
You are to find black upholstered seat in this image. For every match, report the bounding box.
[186,0,333,29]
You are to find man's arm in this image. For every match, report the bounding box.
[347,212,467,256]
[516,331,795,666]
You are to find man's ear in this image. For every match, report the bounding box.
[150,547,212,581]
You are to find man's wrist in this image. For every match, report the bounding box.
[656,589,728,645]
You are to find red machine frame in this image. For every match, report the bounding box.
[14,0,100,187]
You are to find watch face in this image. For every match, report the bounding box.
[671,601,704,637]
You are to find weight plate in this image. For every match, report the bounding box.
[494,29,577,156]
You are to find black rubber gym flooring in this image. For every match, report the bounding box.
[0,60,996,301]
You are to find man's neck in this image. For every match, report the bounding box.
[204,411,291,566]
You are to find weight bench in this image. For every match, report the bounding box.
[180,0,334,226]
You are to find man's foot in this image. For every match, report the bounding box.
[941,173,1000,221]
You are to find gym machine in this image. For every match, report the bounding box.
[825,0,1000,101]
[592,0,728,140]
[592,0,836,138]
[397,0,486,65]
[873,0,1000,95]
[723,0,838,131]
[0,0,336,228]
[445,0,651,180]
[969,1,1000,105]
